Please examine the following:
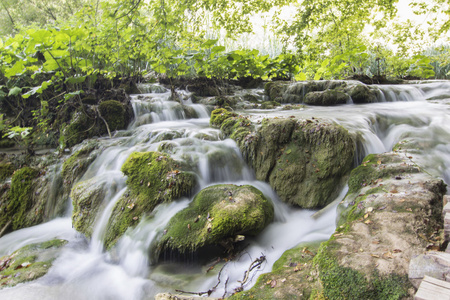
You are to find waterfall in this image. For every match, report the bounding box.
[1,81,450,299]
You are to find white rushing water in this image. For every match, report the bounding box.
[1,82,450,299]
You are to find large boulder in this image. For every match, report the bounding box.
[210,109,355,208]
[154,184,273,258]
[317,151,446,299]
[103,151,197,248]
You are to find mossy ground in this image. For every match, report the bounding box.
[0,239,67,288]
[230,242,323,300]
[156,184,274,255]
[103,151,197,249]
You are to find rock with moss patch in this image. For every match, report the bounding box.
[316,149,446,299]
[0,239,67,288]
[103,151,197,248]
[62,141,101,184]
[304,90,348,106]
[211,110,355,208]
[154,184,273,258]
[71,177,108,238]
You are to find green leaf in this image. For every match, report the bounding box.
[64,90,83,101]
[200,39,218,48]
[8,87,22,96]
[295,72,307,81]
[66,76,86,84]
[5,61,25,78]
[211,46,226,54]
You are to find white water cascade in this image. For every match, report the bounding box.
[1,82,450,299]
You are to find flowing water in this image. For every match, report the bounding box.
[1,81,450,299]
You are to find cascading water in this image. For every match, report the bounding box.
[1,81,450,299]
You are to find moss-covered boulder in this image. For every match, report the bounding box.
[71,178,108,238]
[0,239,67,288]
[103,151,197,248]
[155,184,273,257]
[304,90,348,106]
[0,167,39,232]
[211,110,355,208]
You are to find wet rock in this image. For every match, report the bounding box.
[304,90,348,106]
[71,177,108,238]
[211,109,355,208]
[103,151,197,249]
[265,80,378,105]
[0,239,67,289]
[154,184,273,258]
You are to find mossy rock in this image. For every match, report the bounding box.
[210,108,237,128]
[304,90,348,106]
[62,108,96,148]
[71,178,108,238]
[347,84,378,104]
[0,163,15,181]
[210,110,355,208]
[103,151,197,248]
[347,153,420,194]
[98,100,126,131]
[264,81,290,101]
[0,239,67,288]
[314,150,446,300]
[62,141,101,184]
[155,184,273,256]
[0,167,39,231]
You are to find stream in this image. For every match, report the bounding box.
[0,81,450,299]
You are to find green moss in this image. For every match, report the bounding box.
[0,239,67,288]
[0,163,15,181]
[210,108,237,128]
[98,100,126,131]
[156,184,273,254]
[103,151,197,249]
[312,243,409,300]
[347,153,419,194]
[2,167,39,230]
